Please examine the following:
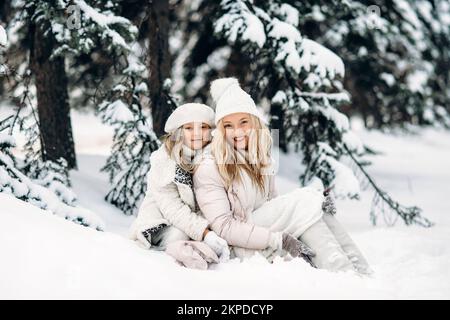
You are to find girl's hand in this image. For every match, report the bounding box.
[203,231,230,262]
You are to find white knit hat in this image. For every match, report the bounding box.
[210,77,265,125]
[164,103,215,133]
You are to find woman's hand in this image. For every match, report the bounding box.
[203,231,230,262]
[269,232,317,268]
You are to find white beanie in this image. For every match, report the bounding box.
[210,77,265,125]
[164,103,215,133]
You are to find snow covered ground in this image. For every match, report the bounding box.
[1,109,450,299]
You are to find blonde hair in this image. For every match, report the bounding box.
[211,114,273,193]
[163,126,210,173]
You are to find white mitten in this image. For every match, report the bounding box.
[203,231,230,262]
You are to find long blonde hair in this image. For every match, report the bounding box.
[162,126,209,173]
[212,114,273,193]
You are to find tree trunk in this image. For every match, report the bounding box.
[29,22,77,169]
[148,0,173,138]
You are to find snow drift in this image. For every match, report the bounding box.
[1,190,449,299]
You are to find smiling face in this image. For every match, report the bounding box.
[222,112,254,150]
[182,122,211,150]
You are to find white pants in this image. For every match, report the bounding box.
[233,189,371,274]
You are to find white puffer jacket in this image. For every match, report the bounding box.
[129,145,210,247]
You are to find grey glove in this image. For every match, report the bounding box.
[322,189,337,215]
[281,233,317,268]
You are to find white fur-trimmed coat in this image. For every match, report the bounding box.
[129,145,210,247]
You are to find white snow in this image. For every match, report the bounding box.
[112,84,127,93]
[277,3,299,26]
[380,73,396,87]
[407,69,429,93]
[134,82,148,94]
[272,91,287,104]
[214,2,266,48]
[0,132,15,146]
[100,100,134,123]
[314,142,361,198]
[397,0,427,51]
[325,156,361,198]
[298,92,350,102]
[299,39,345,79]
[0,25,8,48]
[74,0,138,51]
[207,47,231,71]
[267,18,304,74]
[268,18,302,42]
[317,105,350,131]
[311,5,325,22]
[438,1,450,26]
[185,45,231,97]
[51,21,71,44]
[1,110,450,299]
[0,64,7,75]
[275,39,302,73]
[304,73,322,88]
[342,131,364,154]
[240,13,267,48]
[123,59,146,76]
[0,153,105,231]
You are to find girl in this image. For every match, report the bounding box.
[129,103,230,262]
[193,78,372,274]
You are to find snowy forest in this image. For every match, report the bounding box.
[1,0,450,299]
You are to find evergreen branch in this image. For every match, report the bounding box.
[0,116,14,132]
[344,144,433,227]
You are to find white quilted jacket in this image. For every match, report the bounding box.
[129,145,210,246]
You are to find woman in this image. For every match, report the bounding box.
[193,78,372,274]
[129,103,230,262]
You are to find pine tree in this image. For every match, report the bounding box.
[17,102,77,206]
[2,0,146,215]
[93,0,176,215]
[295,0,450,129]
[0,114,105,230]
[2,62,78,206]
[98,55,161,215]
[0,116,32,204]
[23,0,77,169]
[0,5,105,229]
[2,0,139,164]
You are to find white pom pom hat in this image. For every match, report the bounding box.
[210,77,266,125]
[164,103,215,133]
